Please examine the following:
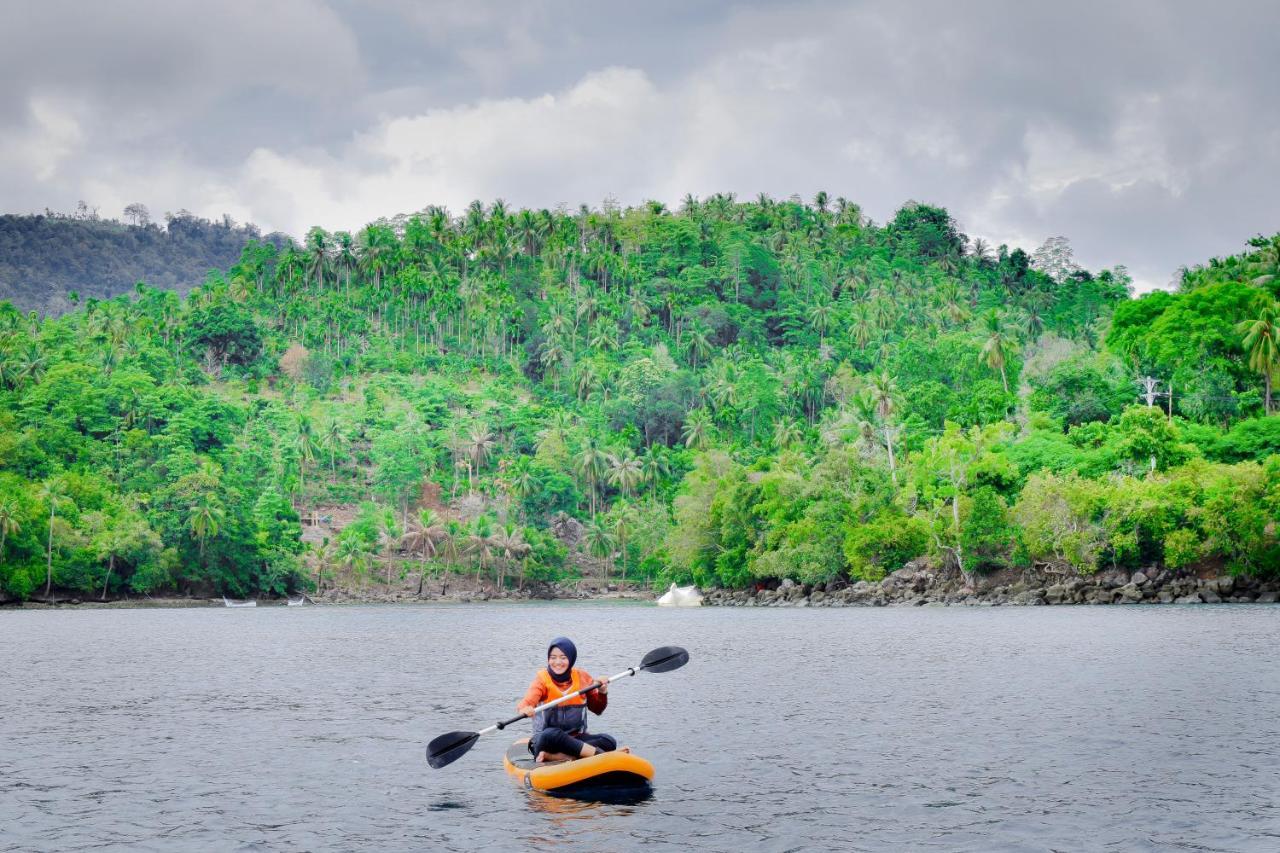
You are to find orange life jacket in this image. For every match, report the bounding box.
[531,668,589,738]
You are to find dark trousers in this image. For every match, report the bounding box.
[530,729,617,757]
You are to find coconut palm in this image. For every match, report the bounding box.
[979,309,1013,393]
[610,501,638,586]
[871,371,898,421]
[296,414,317,502]
[491,523,531,589]
[466,515,495,585]
[336,535,372,589]
[573,361,600,401]
[187,495,224,560]
[1248,235,1280,287]
[682,409,712,450]
[574,436,610,517]
[772,415,802,449]
[806,300,835,342]
[1238,301,1279,414]
[378,511,402,586]
[581,517,617,585]
[606,448,644,499]
[0,495,20,563]
[305,227,329,292]
[849,302,874,351]
[685,325,713,367]
[466,423,495,490]
[319,417,348,480]
[312,538,333,592]
[588,318,618,352]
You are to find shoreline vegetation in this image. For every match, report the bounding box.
[1,199,1278,605]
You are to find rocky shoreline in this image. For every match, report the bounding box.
[2,581,654,609]
[702,567,1280,607]
[10,570,1279,609]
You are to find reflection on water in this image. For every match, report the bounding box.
[3,604,1280,852]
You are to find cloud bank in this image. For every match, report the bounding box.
[3,1,1278,291]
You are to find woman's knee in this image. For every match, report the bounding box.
[587,734,617,752]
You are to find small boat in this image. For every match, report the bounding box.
[286,596,307,607]
[656,583,703,607]
[222,596,257,608]
[503,738,653,802]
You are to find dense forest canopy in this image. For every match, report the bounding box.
[0,207,288,316]
[0,193,1277,601]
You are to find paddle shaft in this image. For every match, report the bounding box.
[478,665,639,736]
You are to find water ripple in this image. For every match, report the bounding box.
[3,604,1279,851]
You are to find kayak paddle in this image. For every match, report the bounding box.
[426,645,689,769]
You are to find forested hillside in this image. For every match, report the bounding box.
[0,209,285,316]
[0,194,1277,601]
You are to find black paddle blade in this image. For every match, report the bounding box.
[426,730,480,769]
[640,645,689,673]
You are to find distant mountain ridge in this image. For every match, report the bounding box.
[0,212,290,315]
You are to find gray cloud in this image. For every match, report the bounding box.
[2,0,1277,291]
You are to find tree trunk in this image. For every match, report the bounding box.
[101,554,114,601]
[44,504,55,597]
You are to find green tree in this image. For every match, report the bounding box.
[582,516,618,585]
[1237,300,1279,415]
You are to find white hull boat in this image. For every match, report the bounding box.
[656,583,703,607]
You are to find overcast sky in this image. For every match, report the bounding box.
[3,1,1277,291]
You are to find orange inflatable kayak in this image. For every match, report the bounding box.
[503,738,654,800]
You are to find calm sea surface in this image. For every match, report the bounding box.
[2,604,1279,852]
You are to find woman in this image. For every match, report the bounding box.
[517,636,627,763]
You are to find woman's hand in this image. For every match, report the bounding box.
[518,704,534,718]
[597,677,609,695]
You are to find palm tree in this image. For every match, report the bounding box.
[640,446,672,498]
[772,415,802,449]
[441,520,464,569]
[305,227,329,292]
[871,371,898,421]
[466,515,495,585]
[979,309,1012,393]
[588,318,617,352]
[849,302,874,352]
[0,495,20,564]
[336,535,371,589]
[187,495,225,560]
[806,300,835,342]
[506,457,538,521]
[574,437,610,517]
[296,414,317,503]
[312,538,333,592]
[581,517,617,585]
[606,448,643,499]
[491,523,530,589]
[401,509,445,595]
[573,361,600,401]
[682,409,712,450]
[379,511,402,586]
[466,423,495,490]
[610,501,638,586]
[685,325,713,367]
[319,418,348,480]
[1248,235,1280,287]
[1238,301,1279,414]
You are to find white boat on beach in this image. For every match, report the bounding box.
[222,596,257,608]
[286,596,307,607]
[656,583,703,607]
